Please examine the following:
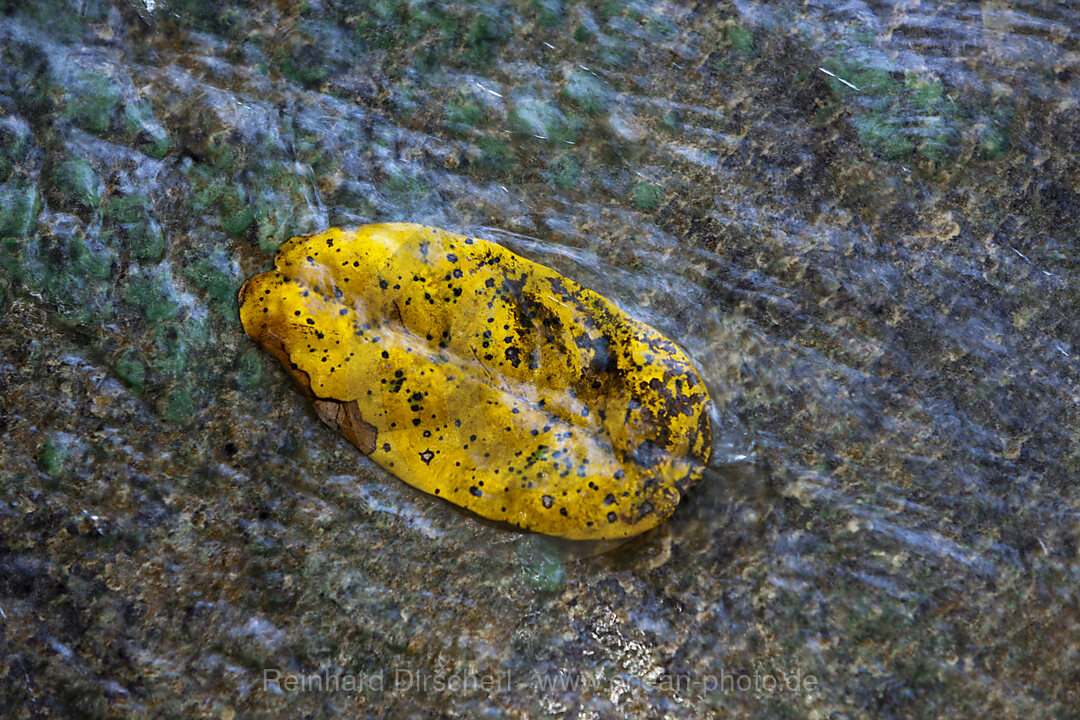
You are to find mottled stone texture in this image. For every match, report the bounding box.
[1,1,1077,718]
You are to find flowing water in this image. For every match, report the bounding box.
[1,1,1078,718]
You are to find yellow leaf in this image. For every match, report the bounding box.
[239,224,711,539]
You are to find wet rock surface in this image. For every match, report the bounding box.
[1,1,1078,718]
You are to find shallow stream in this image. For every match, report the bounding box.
[1,1,1077,717]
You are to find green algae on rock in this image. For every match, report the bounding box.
[239,223,712,540]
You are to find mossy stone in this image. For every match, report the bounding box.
[104,194,166,261]
[531,0,565,27]
[151,315,210,380]
[279,48,330,88]
[462,13,509,67]
[852,115,913,159]
[906,74,944,110]
[131,220,166,261]
[221,207,255,236]
[445,100,485,136]
[122,101,171,159]
[184,250,239,317]
[123,273,180,324]
[53,155,102,211]
[104,194,149,224]
[727,24,755,55]
[508,99,579,145]
[562,71,610,116]
[162,386,196,425]
[384,172,428,206]
[0,117,34,182]
[113,354,146,392]
[167,0,247,38]
[218,186,255,236]
[204,134,236,170]
[140,129,171,160]
[551,153,580,189]
[38,435,68,479]
[256,203,293,253]
[65,71,120,135]
[0,182,43,237]
[476,137,513,175]
[916,119,959,162]
[632,181,663,211]
[1,216,114,326]
[69,235,115,282]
